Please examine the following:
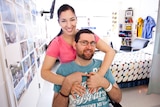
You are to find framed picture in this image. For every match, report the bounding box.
[125,10,133,17]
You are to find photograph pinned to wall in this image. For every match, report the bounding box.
[18,24,27,41]
[30,1,37,25]
[24,11,31,25]
[30,51,35,65]
[36,25,44,36]
[37,57,40,68]
[34,39,39,49]
[15,5,25,24]
[28,38,34,52]
[37,45,46,56]
[22,56,30,74]
[26,26,34,38]
[3,23,17,45]
[40,39,44,47]
[25,69,33,89]
[42,44,47,53]
[10,62,24,88]
[0,0,16,22]
[38,23,46,36]
[31,25,39,36]
[15,0,24,7]
[32,15,36,25]
[0,13,1,22]
[31,63,36,77]
[9,0,15,2]
[20,40,28,58]
[38,46,43,56]
[24,0,30,10]
[34,38,43,50]
[30,1,36,16]
[14,78,26,103]
[35,48,39,58]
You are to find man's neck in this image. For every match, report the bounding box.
[74,57,92,66]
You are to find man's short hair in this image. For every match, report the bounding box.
[75,29,95,43]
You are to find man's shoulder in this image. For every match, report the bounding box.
[58,61,76,71]
[59,61,74,67]
[93,59,102,63]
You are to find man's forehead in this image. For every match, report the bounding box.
[79,33,95,40]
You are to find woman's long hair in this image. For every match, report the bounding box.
[46,4,76,50]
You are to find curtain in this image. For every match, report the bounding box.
[147,0,160,94]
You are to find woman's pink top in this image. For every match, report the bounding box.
[46,35,99,63]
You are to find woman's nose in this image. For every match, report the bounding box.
[66,21,72,27]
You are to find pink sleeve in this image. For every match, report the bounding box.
[95,34,100,42]
[46,38,59,58]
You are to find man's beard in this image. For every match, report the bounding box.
[77,49,94,60]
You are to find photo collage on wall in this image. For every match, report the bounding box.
[10,38,37,103]
[0,0,46,104]
[9,62,25,103]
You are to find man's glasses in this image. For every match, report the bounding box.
[78,40,96,46]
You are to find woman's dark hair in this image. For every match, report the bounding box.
[56,4,76,37]
[75,29,94,43]
[46,4,76,50]
[57,4,75,19]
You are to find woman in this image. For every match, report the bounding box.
[41,4,115,87]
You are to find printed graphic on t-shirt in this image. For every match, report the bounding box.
[68,81,109,107]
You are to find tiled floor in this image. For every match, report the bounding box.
[120,85,160,107]
[37,63,160,107]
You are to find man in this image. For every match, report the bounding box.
[52,29,122,107]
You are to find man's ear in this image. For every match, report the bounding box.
[72,41,76,50]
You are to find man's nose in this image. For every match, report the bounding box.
[86,43,92,49]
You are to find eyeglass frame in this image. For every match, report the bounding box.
[78,40,96,46]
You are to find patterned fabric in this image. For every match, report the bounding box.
[110,51,152,83]
[93,51,152,88]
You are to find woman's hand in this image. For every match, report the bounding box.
[66,72,87,84]
[65,72,87,98]
[70,82,85,99]
[86,72,102,93]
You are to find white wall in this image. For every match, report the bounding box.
[0,21,15,107]
[40,0,159,44]
[0,59,9,107]
[0,0,47,107]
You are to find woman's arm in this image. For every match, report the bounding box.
[41,55,64,85]
[87,72,122,103]
[96,38,115,76]
[101,78,122,103]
